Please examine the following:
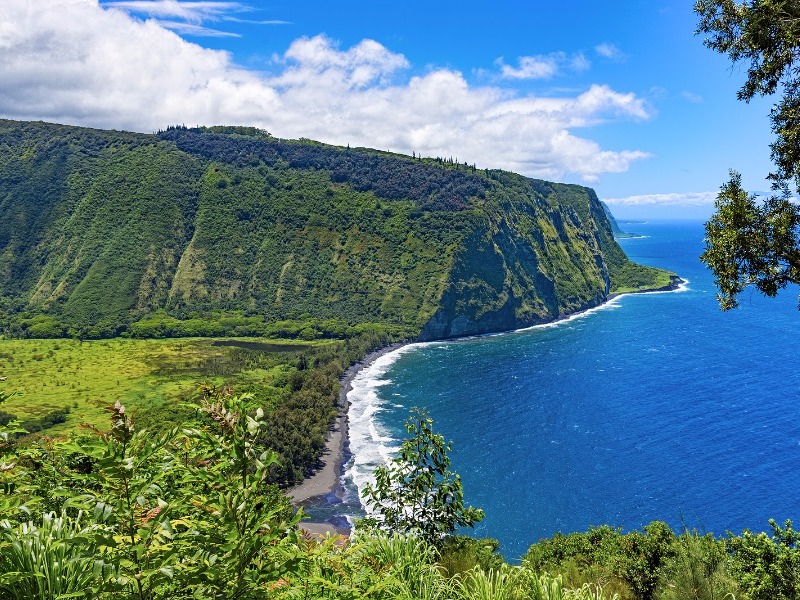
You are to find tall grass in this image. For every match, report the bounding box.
[455,568,619,600]
[0,508,117,599]
[655,530,740,600]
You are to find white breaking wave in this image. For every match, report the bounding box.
[343,343,435,509]
[513,296,624,334]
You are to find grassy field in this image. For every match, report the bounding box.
[0,337,321,434]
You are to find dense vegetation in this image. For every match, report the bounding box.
[0,330,395,487]
[0,119,672,341]
[2,381,797,599]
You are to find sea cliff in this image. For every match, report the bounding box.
[0,119,672,341]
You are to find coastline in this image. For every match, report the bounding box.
[289,342,409,535]
[288,275,686,535]
[607,274,685,301]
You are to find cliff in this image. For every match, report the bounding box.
[0,119,673,340]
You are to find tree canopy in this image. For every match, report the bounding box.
[696,0,800,308]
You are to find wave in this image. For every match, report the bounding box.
[513,296,624,335]
[341,298,627,510]
[343,343,436,509]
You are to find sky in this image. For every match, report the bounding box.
[0,0,781,219]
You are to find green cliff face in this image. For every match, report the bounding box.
[0,120,672,340]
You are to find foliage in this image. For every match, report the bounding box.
[0,392,300,599]
[0,387,795,600]
[726,519,800,600]
[0,508,118,600]
[456,567,618,600]
[159,126,491,211]
[696,0,800,188]
[524,522,676,600]
[0,333,394,487]
[701,170,800,309]
[695,1,800,307]
[1,389,629,600]
[169,390,301,598]
[0,378,25,517]
[360,407,484,547]
[655,529,740,600]
[438,535,506,578]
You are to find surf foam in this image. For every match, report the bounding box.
[343,343,434,509]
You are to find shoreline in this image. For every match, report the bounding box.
[607,274,685,301]
[289,342,409,536]
[288,276,685,535]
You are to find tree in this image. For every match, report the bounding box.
[696,0,800,308]
[726,519,800,600]
[360,407,484,547]
[701,170,800,308]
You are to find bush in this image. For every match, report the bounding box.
[524,521,676,600]
[438,535,504,578]
[656,529,740,600]
[726,519,800,600]
[360,407,484,548]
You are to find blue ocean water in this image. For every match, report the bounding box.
[343,220,800,560]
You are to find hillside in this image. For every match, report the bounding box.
[0,119,673,340]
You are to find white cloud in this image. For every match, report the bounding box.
[0,0,654,183]
[103,1,246,22]
[158,20,240,37]
[681,91,704,104]
[102,0,287,36]
[498,55,559,80]
[570,53,591,72]
[497,52,591,80]
[224,16,289,25]
[595,42,624,60]
[603,192,717,206]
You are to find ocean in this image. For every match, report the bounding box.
[338,219,800,560]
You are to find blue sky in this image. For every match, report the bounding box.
[0,1,779,219]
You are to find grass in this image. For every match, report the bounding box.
[610,263,677,294]
[0,337,324,434]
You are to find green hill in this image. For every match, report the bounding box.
[0,119,673,340]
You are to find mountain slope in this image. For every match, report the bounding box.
[0,119,674,340]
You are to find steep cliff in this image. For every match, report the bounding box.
[0,119,672,340]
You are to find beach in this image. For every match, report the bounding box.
[288,342,408,535]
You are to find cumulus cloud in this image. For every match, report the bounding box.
[0,0,653,182]
[603,192,717,206]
